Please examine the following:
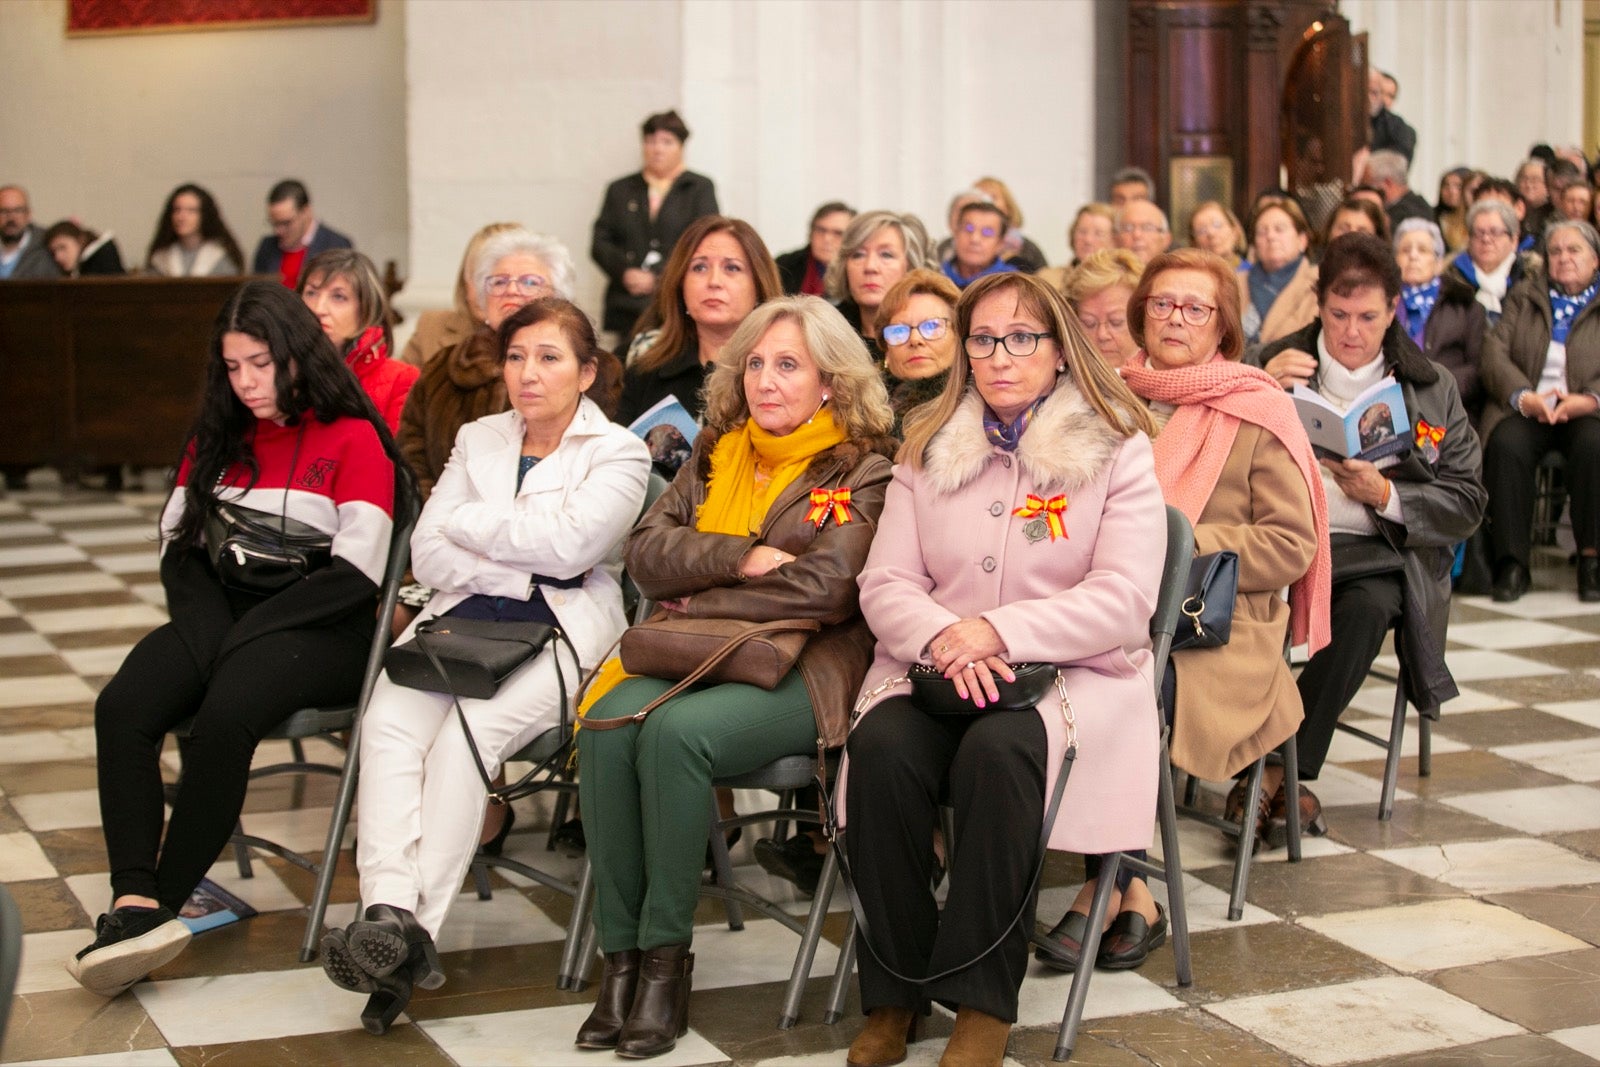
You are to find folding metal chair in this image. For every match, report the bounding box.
[0,883,20,1046]
[1334,621,1433,820]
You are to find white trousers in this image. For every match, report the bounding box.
[355,640,575,938]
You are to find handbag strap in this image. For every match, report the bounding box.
[580,618,822,732]
[825,673,1079,986]
[412,623,582,805]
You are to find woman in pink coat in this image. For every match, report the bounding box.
[839,272,1165,1067]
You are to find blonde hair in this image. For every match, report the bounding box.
[874,269,961,355]
[899,273,1155,467]
[454,222,520,320]
[701,296,894,442]
[1062,248,1144,309]
[975,176,1024,229]
[823,210,935,304]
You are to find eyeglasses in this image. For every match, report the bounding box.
[1117,223,1167,235]
[962,222,1000,239]
[487,273,549,295]
[0,206,28,218]
[1469,227,1511,242]
[964,331,1052,359]
[1144,296,1216,326]
[880,317,950,346]
[811,224,847,239]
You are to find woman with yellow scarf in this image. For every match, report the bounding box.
[575,296,896,1058]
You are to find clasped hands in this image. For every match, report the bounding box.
[1519,389,1597,424]
[928,618,1013,708]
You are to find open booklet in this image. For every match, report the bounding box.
[178,877,258,935]
[1292,375,1411,466]
[628,395,700,475]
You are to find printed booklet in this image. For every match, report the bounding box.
[1292,375,1410,465]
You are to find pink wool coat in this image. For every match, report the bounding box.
[837,382,1166,854]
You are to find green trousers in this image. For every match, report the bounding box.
[578,669,817,951]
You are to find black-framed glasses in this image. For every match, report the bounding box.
[1144,296,1216,326]
[964,331,1052,359]
[880,317,950,346]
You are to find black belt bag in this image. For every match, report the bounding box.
[205,501,333,595]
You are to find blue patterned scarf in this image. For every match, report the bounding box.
[1400,278,1440,348]
[1550,279,1598,344]
[983,397,1047,452]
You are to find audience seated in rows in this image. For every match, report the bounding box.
[824,209,936,347]
[399,221,519,369]
[298,249,419,433]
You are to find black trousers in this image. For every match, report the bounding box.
[95,621,368,910]
[1293,572,1404,779]
[843,697,1046,1023]
[1484,415,1600,565]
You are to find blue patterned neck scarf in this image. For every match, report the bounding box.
[983,396,1047,452]
[1550,279,1598,344]
[1400,278,1441,348]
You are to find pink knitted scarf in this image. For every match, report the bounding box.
[1121,352,1331,654]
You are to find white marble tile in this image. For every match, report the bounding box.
[679,917,840,990]
[0,521,54,540]
[228,806,349,856]
[0,499,23,516]
[1375,837,1600,894]
[31,503,143,523]
[1205,975,1522,1065]
[28,603,166,634]
[1492,736,1600,783]
[65,874,116,925]
[7,1049,181,1067]
[0,726,97,763]
[130,582,167,608]
[0,597,16,619]
[198,859,305,916]
[0,571,122,598]
[419,1003,726,1066]
[327,887,567,953]
[1036,870,1278,937]
[1013,962,1182,1025]
[752,1046,1022,1067]
[1463,590,1600,619]
[59,525,155,548]
[0,544,89,567]
[0,831,60,879]
[1446,619,1598,649]
[91,550,161,575]
[57,645,135,677]
[1295,763,1415,809]
[1550,1024,1600,1060]
[0,631,54,657]
[133,967,373,1045]
[1440,783,1600,833]
[1414,649,1563,681]
[1323,715,1468,764]
[1300,897,1588,973]
[1438,686,1522,713]
[17,928,96,994]
[1534,699,1600,730]
[0,674,97,708]
[11,788,102,831]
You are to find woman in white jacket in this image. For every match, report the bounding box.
[321,297,650,1033]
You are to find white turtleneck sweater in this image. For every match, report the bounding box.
[1315,333,1406,534]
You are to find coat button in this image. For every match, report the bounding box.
[989,502,1004,516]
[982,557,997,572]
[550,593,566,606]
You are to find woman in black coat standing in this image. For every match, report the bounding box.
[590,110,720,338]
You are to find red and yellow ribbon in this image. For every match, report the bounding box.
[1415,419,1445,450]
[1013,493,1069,541]
[805,486,853,527]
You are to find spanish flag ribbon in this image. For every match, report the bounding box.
[1415,419,1445,449]
[1013,493,1069,541]
[805,486,853,527]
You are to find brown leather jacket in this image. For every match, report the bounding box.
[624,429,897,749]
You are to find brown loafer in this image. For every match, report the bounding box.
[1264,782,1328,849]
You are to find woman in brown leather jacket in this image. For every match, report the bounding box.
[574,296,896,1058]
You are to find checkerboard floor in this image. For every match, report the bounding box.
[3,485,1599,1067]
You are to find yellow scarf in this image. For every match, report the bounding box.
[697,408,846,535]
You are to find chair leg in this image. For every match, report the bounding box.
[778,847,839,1029]
[1229,758,1266,921]
[298,721,363,963]
[825,912,857,1025]
[471,858,493,900]
[546,787,572,852]
[1380,669,1408,822]
[707,794,743,930]
[1182,773,1199,807]
[1282,736,1302,864]
[1418,713,1433,777]
[1155,741,1192,987]
[232,821,254,879]
[1054,853,1120,1061]
[557,859,596,990]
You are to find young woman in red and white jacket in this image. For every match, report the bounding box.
[299,248,419,433]
[68,281,408,998]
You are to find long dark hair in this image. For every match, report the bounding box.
[146,183,245,271]
[168,280,412,548]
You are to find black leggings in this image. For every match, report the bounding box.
[95,621,369,910]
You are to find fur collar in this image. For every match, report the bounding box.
[921,381,1123,497]
[445,325,502,390]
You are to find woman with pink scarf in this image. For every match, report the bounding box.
[1035,249,1330,975]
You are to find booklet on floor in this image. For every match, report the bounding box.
[178,878,257,934]
[1292,375,1411,466]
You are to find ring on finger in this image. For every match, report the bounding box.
[966,661,976,671]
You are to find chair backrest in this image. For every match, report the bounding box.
[1150,506,1195,695]
[0,883,20,1045]
[623,471,672,624]
[353,470,423,714]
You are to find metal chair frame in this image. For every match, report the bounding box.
[1333,622,1433,821]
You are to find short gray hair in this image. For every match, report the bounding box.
[1394,218,1445,261]
[1366,149,1410,186]
[1466,199,1519,244]
[1111,167,1156,198]
[823,211,935,303]
[1544,217,1600,261]
[1115,199,1170,234]
[471,227,576,302]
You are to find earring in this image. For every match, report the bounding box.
[821,393,830,403]
[1057,364,1066,372]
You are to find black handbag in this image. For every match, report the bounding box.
[204,501,333,594]
[384,615,581,804]
[1171,550,1239,651]
[906,661,1059,715]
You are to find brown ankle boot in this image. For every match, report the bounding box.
[938,1005,1011,1067]
[847,1005,918,1066]
[615,943,693,1059]
[574,949,641,1049]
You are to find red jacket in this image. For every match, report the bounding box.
[346,327,419,434]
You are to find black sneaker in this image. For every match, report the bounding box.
[65,905,191,996]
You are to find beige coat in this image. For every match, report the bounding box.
[1238,257,1319,348]
[1168,423,1317,781]
[399,308,477,368]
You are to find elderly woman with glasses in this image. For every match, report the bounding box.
[1063,248,1145,370]
[1481,218,1600,603]
[874,269,961,431]
[1394,219,1488,426]
[1444,199,1537,325]
[839,273,1166,1066]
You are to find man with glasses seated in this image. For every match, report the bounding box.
[1114,199,1173,266]
[251,179,353,288]
[942,202,1019,289]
